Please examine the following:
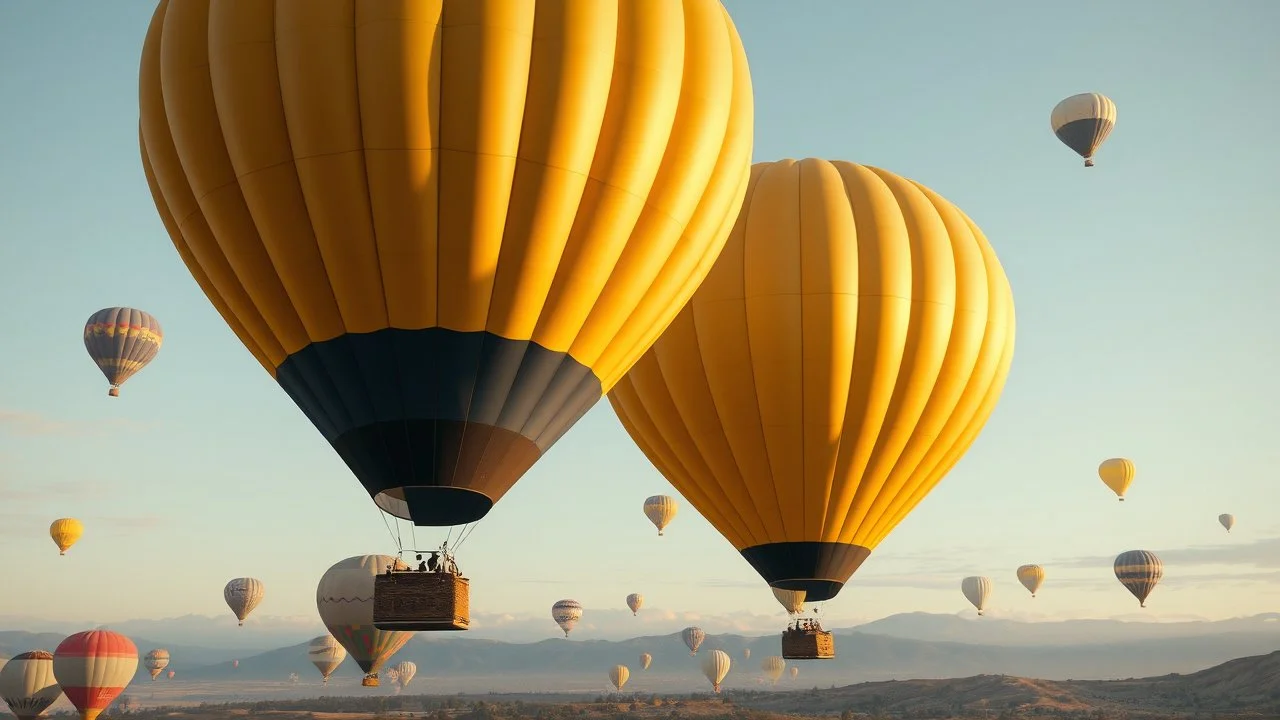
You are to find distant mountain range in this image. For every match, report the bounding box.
[2,612,1277,693]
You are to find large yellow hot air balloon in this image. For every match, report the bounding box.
[316,555,415,686]
[609,158,1016,601]
[49,519,83,556]
[138,0,753,530]
[1098,458,1135,501]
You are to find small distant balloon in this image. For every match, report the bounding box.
[223,578,265,627]
[83,307,163,397]
[1016,565,1045,598]
[1050,93,1117,167]
[1114,550,1163,608]
[639,653,652,671]
[625,593,643,616]
[643,496,678,536]
[49,518,83,556]
[1098,458,1135,501]
[1219,514,1235,533]
[681,626,706,655]
[789,665,799,680]
[551,600,583,638]
[962,576,992,616]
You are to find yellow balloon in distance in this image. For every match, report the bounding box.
[138,0,753,527]
[609,158,1016,601]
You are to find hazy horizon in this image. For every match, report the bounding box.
[1,0,1278,636]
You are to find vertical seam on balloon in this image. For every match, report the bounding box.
[350,0,418,517]
[796,158,808,543]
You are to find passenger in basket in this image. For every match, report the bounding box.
[416,554,428,572]
[427,552,440,573]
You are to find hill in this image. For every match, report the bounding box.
[78,650,1280,719]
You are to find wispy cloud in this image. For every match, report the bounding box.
[1052,537,1280,570]
[0,409,155,437]
[0,512,167,538]
[0,480,105,504]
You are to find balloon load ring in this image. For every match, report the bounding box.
[373,570,471,632]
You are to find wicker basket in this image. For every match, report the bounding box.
[373,571,471,631]
[780,628,835,660]
[361,675,380,687]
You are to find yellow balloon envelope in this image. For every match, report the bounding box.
[1098,458,1135,500]
[139,0,753,527]
[49,518,83,556]
[609,158,1016,601]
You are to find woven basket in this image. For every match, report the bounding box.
[373,571,471,631]
[361,675,379,687]
[780,629,835,660]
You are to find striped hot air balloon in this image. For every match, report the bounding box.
[82,308,163,397]
[681,626,705,655]
[643,496,678,536]
[143,649,170,680]
[551,600,583,638]
[307,635,347,684]
[0,650,62,720]
[1114,550,1163,607]
[53,630,139,720]
[608,665,629,691]
[625,593,644,616]
[223,578,265,626]
[701,649,730,693]
[961,576,992,616]
[1050,93,1117,167]
[760,655,785,685]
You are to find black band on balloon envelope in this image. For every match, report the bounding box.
[740,541,872,602]
[275,328,603,526]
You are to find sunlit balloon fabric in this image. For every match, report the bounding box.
[83,307,163,397]
[608,665,629,691]
[701,649,730,693]
[144,649,170,680]
[49,518,83,556]
[625,593,643,615]
[316,555,415,686]
[1051,93,1116,167]
[394,661,417,690]
[223,578,265,626]
[609,158,1016,602]
[772,587,806,615]
[760,655,785,684]
[1098,458,1135,501]
[639,652,652,670]
[54,630,138,720]
[1114,550,1163,608]
[643,495,678,536]
[1016,564,1045,597]
[138,0,754,528]
[0,650,62,720]
[1219,513,1235,532]
[962,576,992,616]
[551,600,583,637]
[307,635,347,684]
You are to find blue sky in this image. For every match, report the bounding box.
[1,1,1277,635]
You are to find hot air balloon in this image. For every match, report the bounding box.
[760,655,785,684]
[1114,550,1163,608]
[625,593,644,616]
[308,635,348,685]
[701,649,730,694]
[1098,458,1135,501]
[49,519,83,556]
[1050,93,1116,167]
[0,650,62,720]
[772,587,806,615]
[789,666,799,680]
[681,626,706,655]
[139,0,754,534]
[232,660,239,669]
[551,600,583,638]
[609,158,1016,603]
[608,665,630,692]
[143,649,170,680]
[223,578,264,626]
[1219,514,1235,533]
[83,308,163,397]
[962,576,992,616]
[394,661,417,691]
[742,648,751,660]
[1016,565,1045,598]
[317,555,415,687]
[643,496,679,536]
[166,671,174,680]
[54,630,138,720]
[639,653,652,671]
